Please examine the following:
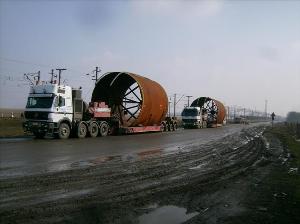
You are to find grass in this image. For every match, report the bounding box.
[270,124,300,167]
[0,118,26,137]
[268,124,300,202]
[226,123,300,224]
[248,124,300,224]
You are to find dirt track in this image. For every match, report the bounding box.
[1,124,287,224]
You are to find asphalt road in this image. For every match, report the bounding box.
[0,124,258,179]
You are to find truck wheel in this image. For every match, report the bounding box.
[161,122,167,132]
[57,123,70,139]
[76,122,87,138]
[89,122,99,137]
[34,132,45,139]
[167,123,171,131]
[171,123,175,131]
[99,121,109,137]
[174,123,177,130]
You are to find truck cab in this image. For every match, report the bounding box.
[181,107,207,128]
[23,83,77,138]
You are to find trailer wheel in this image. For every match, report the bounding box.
[76,122,87,138]
[99,121,109,137]
[89,122,99,138]
[161,122,167,132]
[167,123,171,131]
[57,123,70,139]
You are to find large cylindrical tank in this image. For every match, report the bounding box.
[190,97,226,124]
[91,72,168,127]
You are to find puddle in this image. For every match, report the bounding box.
[138,205,199,224]
[0,137,33,143]
[70,148,163,168]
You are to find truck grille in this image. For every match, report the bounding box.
[24,111,49,120]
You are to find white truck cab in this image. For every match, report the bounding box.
[181,106,207,128]
[23,83,76,138]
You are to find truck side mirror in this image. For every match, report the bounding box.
[54,97,59,107]
[58,96,65,107]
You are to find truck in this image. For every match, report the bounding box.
[181,107,208,128]
[181,97,226,129]
[23,72,177,139]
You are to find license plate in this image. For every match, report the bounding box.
[32,122,39,126]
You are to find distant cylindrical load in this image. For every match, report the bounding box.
[190,97,226,124]
[92,72,168,127]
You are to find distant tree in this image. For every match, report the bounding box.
[286,111,300,123]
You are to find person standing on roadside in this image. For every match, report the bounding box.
[271,112,275,127]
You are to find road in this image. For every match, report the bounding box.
[0,123,269,224]
[1,124,253,178]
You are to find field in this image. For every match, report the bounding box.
[0,118,25,137]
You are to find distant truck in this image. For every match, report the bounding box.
[181,107,208,128]
[233,117,249,124]
[181,97,226,129]
[23,72,177,139]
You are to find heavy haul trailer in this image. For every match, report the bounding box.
[23,72,177,139]
[181,97,226,128]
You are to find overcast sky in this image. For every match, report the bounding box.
[0,0,299,116]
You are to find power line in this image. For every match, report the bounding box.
[0,56,89,77]
[0,57,53,68]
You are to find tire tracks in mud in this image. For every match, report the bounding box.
[0,125,268,223]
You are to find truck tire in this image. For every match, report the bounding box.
[167,123,171,131]
[57,123,70,139]
[76,122,87,138]
[34,131,45,139]
[89,122,98,137]
[171,123,175,131]
[99,121,109,137]
[161,122,166,132]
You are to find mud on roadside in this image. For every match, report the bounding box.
[1,124,299,224]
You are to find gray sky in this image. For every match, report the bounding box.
[0,0,299,116]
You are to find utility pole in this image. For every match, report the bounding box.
[173,94,176,118]
[56,68,66,85]
[35,71,40,85]
[24,71,40,86]
[168,98,172,117]
[227,106,230,120]
[234,107,236,119]
[50,69,56,84]
[173,94,185,117]
[186,95,193,107]
[92,66,101,85]
[265,99,268,118]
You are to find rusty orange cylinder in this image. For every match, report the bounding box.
[190,97,226,124]
[91,72,168,127]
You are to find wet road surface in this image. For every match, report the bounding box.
[1,124,252,178]
[0,123,270,223]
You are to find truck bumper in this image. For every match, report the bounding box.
[23,121,58,135]
[182,122,201,129]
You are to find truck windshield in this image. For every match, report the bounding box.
[26,97,54,108]
[181,108,198,116]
